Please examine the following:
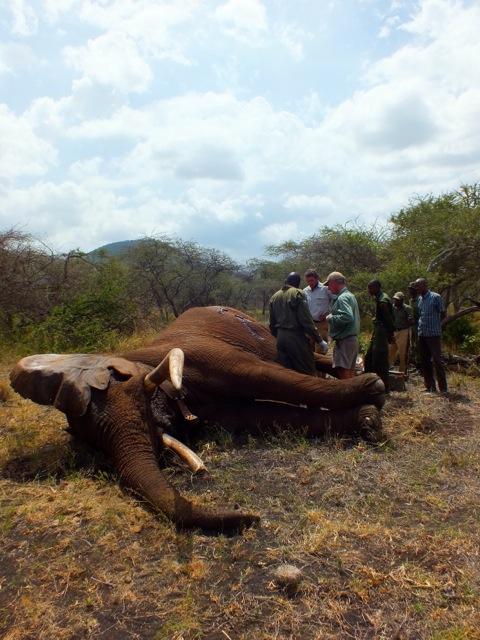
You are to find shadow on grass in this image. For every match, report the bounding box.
[445,391,471,403]
[0,436,113,483]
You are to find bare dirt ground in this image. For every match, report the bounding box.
[1,366,479,640]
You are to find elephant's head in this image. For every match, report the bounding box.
[9,350,259,532]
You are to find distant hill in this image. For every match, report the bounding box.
[88,239,141,259]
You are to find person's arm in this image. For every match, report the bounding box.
[438,295,446,321]
[269,299,277,337]
[318,290,331,321]
[405,305,414,326]
[327,295,354,332]
[378,301,395,333]
[295,295,321,341]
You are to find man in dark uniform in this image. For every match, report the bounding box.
[269,272,325,375]
[364,279,396,392]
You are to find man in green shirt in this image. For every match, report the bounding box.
[324,271,360,379]
[269,272,327,375]
[389,291,413,374]
[365,280,396,392]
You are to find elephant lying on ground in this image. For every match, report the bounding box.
[10,306,385,533]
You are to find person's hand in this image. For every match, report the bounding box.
[318,339,328,355]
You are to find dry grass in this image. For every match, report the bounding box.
[1,361,480,639]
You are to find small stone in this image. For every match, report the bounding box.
[272,564,303,594]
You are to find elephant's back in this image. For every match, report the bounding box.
[120,306,278,366]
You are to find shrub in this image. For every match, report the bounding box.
[443,317,480,354]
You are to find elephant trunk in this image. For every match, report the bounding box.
[107,422,258,532]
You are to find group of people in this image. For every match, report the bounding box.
[268,270,448,395]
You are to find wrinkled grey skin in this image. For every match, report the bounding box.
[10,306,385,532]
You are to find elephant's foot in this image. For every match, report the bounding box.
[356,404,383,443]
[364,376,386,409]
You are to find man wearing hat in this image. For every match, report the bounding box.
[269,272,327,375]
[389,292,413,375]
[324,272,360,379]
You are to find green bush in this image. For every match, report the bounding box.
[24,263,135,353]
[443,317,480,354]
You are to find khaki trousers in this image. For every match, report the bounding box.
[314,320,329,348]
[389,328,409,374]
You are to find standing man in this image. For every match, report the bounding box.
[365,280,396,392]
[269,272,327,376]
[408,281,420,371]
[415,278,448,394]
[324,272,360,379]
[303,268,331,347]
[389,292,413,375]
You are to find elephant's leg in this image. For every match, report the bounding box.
[223,357,385,410]
[196,401,383,442]
[313,353,338,377]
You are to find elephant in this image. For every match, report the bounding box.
[9,306,385,533]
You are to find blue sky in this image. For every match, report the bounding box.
[1,0,479,261]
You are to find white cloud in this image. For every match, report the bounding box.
[215,0,268,42]
[0,42,38,75]
[259,221,303,244]
[175,145,244,181]
[378,15,400,38]
[0,104,57,180]
[78,0,197,63]
[284,194,334,212]
[274,23,308,61]
[65,92,307,190]
[0,180,186,251]
[186,191,247,223]
[64,31,153,93]
[43,0,79,23]
[9,0,38,36]
[1,0,480,259]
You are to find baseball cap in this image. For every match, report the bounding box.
[323,271,346,286]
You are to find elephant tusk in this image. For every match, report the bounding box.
[161,432,207,474]
[144,348,184,393]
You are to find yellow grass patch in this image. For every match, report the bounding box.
[1,365,480,639]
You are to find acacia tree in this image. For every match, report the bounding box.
[126,236,238,318]
[267,223,385,281]
[240,259,286,315]
[387,184,480,316]
[265,223,387,316]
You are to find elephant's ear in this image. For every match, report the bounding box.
[9,354,152,417]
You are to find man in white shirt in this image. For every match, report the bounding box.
[303,268,331,349]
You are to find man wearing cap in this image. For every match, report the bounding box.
[415,278,448,394]
[389,292,413,375]
[303,268,331,346]
[365,280,396,392]
[269,272,327,375]
[324,272,360,379]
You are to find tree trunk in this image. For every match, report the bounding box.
[442,306,480,325]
